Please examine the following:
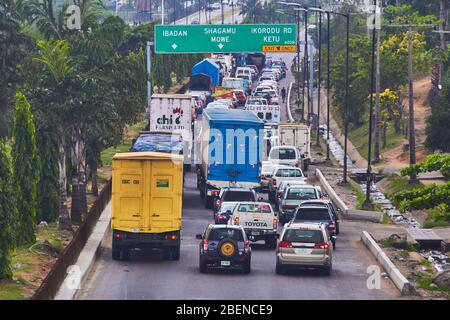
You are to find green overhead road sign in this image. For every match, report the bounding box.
[154,24,297,53]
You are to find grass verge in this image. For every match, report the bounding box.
[100,118,147,167]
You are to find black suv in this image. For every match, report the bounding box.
[213,187,261,213]
[292,204,337,249]
[298,200,341,235]
[197,224,251,274]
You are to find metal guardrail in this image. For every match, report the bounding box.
[286,81,294,123]
[32,179,112,300]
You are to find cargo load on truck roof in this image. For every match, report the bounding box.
[130,133,184,154]
[192,59,220,86]
[203,108,264,125]
[189,73,212,92]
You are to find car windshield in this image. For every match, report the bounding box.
[271,148,296,160]
[208,228,244,241]
[237,203,272,213]
[286,188,317,200]
[275,168,302,177]
[294,208,331,221]
[223,191,254,201]
[283,229,324,243]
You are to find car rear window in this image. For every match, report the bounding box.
[271,148,296,160]
[208,228,244,241]
[286,188,317,200]
[219,202,237,212]
[237,203,272,214]
[223,191,255,201]
[275,168,302,177]
[294,208,331,221]
[283,229,324,243]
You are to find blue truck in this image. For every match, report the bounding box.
[195,109,264,208]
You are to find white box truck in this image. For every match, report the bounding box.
[150,94,194,165]
[279,124,311,171]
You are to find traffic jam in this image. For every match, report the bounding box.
[110,51,338,277]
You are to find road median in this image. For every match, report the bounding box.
[361,231,414,295]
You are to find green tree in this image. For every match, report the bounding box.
[239,0,263,23]
[36,129,59,222]
[0,140,16,279]
[0,0,32,138]
[11,92,39,245]
[34,38,75,230]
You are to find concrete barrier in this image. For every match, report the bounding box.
[315,168,348,212]
[361,231,414,295]
[347,209,383,223]
[286,81,294,123]
[316,168,383,223]
[55,202,112,300]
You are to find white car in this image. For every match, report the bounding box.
[268,146,303,168]
[267,166,305,203]
[260,163,287,191]
[229,202,278,248]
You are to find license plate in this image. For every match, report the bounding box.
[294,248,312,255]
[251,231,260,236]
[220,260,231,267]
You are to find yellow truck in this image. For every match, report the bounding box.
[111,151,183,261]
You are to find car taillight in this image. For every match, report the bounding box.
[215,199,221,207]
[273,218,278,229]
[328,222,335,231]
[166,234,177,240]
[314,242,330,250]
[234,216,240,225]
[114,233,123,239]
[278,241,292,248]
[211,190,219,197]
[244,240,250,250]
[272,179,277,186]
[203,239,209,251]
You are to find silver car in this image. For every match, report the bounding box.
[276,223,333,275]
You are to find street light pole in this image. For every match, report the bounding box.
[326,11,331,160]
[364,1,377,209]
[343,13,350,183]
[407,26,417,183]
[161,0,165,24]
[221,0,224,24]
[316,9,322,146]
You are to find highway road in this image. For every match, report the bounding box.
[79,169,398,300]
[78,27,399,300]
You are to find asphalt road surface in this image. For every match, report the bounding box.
[79,171,398,300]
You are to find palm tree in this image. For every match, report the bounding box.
[34,38,75,230]
[239,0,263,23]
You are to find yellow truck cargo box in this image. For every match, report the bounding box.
[112,152,183,234]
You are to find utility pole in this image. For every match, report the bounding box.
[364,0,377,209]
[147,41,153,128]
[185,0,188,24]
[316,10,322,146]
[407,26,417,183]
[296,9,301,121]
[343,14,350,183]
[326,11,331,160]
[221,0,224,25]
[374,24,381,162]
[161,0,165,24]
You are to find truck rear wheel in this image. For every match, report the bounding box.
[112,246,121,261]
[164,246,181,261]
